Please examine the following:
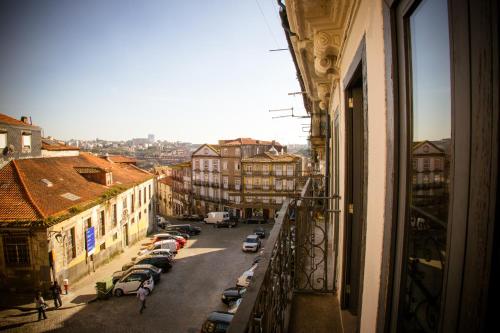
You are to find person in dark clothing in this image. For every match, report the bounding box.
[35,292,47,321]
[50,281,63,309]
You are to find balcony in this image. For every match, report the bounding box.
[228,178,341,333]
[243,170,299,177]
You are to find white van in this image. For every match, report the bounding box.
[204,212,230,225]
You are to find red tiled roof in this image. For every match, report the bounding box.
[0,113,39,128]
[221,138,282,147]
[0,153,152,223]
[42,139,79,151]
[242,152,301,163]
[106,155,137,163]
[159,177,173,186]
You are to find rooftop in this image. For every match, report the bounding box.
[42,138,79,151]
[0,113,40,128]
[0,153,152,225]
[242,152,301,163]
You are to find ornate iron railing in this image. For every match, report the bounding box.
[228,199,295,333]
[228,177,335,332]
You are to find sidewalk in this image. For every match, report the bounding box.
[0,238,148,331]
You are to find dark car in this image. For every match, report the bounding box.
[134,255,172,273]
[221,287,246,305]
[253,227,266,238]
[165,224,201,236]
[243,216,267,224]
[112,264,162,284]
[201,311,234,333]
[216,217,238,228]
[165,230,190,239]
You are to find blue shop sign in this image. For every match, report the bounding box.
[86,226,95,256]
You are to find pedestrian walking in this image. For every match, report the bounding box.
[35,292,48,321]
[137,283,148,314]
[50,281,63,309]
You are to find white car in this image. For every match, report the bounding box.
[237,264,257,287]
[138,239,177,255]
[227,298,243,314]
[242,235,261,252]
[113,270,154,297]
[139,248,173,258]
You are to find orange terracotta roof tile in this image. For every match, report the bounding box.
[0,113,39,128]
[0,153,152,224]
[106,155,137,163]
[42,139,79,151]
[159,177,173,186]
[242,152,300,163]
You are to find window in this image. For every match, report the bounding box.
[395,0,452,330]
[434,158,442,170]
[144,188,147,203]
[412,159,418,170]
[149,184,152,199]
[100,243,106,251]
[203,160,209,170]
[423,158,430,170]
[263,178,269,190]
[66,227,76,260]
[113,204,117,226]
[138,190,142,207]
[246,165,252,173]
[139,212,142,220]
[275,165,282,176]
[235,178,241,190]
[131,217,135,224]
[276,179,282,190]
[235,148,240,155]
[131,194,135,213]
[21,132,31,152]
[194,160,200,170]
[263,164,269,175]
[99,210,105,237]
[223,148,228,155]
[286,165,294,176]
[223,176,228,189]
[223,161,228,170]
[123,197,127,210]
[3,236,30,265]
[236,162,240,171]
[212,160,219,171]
[287,180,294,190]
[0,131,6,149]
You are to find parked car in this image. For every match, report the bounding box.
[201,311,234,333]
[215,216,238,228]
[227,298,243,314]
[221,287,247,305]
[165,224,201,236]
[252,255,262,266]
[165,230,190,239]
[242,235,261,252]
[135,255,172,272]
[243,216,267,224]
[237,264,257,287]
[123,255,172,273]
[150,233,187,248]
[253,227,266,238]
[156,215,172,228]
[112,264,162,284]
[113,270,154,297]
[138,248,173,259]
[138,239,178,256]
[204,212,230,225]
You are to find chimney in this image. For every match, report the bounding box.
[20,116,30,124]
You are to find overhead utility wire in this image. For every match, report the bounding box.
[254,0,281,49]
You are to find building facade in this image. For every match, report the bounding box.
[0,114,42,168]
[171,162,192,216]
[229,0,497,332]
[239,150,303,220]
[0,153,154,291]
[219,138,285,218]
[191,144,221,214]
[157,177,173,217]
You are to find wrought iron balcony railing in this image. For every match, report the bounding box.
[228,177,336,332]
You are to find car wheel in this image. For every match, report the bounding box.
[114,289,124,297]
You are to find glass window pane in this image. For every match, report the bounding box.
[400,0,451,331]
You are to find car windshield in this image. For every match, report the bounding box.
[245,237,258,243]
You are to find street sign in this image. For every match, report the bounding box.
[86,226,95,256]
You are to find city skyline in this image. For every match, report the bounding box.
[0,0,307,145]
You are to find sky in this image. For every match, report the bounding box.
[0,0,307,145]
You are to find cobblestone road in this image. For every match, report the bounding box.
[0,222,272,333]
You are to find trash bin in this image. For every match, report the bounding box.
[95,277,114,300]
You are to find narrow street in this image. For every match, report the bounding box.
[0,222,272,333]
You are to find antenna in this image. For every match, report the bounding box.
[269,107,310,119]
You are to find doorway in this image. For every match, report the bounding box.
[123,224,129,247]
[342,63,366,318]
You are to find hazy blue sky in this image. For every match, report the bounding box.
[0,0,306,144]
